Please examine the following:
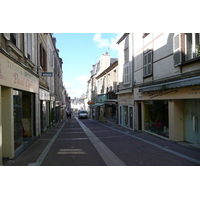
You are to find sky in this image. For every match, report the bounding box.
[53,33,122,99]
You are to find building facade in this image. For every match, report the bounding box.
[134,33,200,147]
[0,33,64,165]
[90,52,118,121]
[116,33,134,129]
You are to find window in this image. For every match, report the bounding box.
[185,33,200,60]
[4,33,20,48]
[144,50,152,76]
[27,33,32,60]
[124,47,129,64]
[123,64,130,84]
[124,36,129,64]
[10,33,16,45]
[40,43,47,71]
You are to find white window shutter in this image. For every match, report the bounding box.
[173,34,181,66]
[31,33,35,63]
[24,33,28,58]
[3,33,10,40]
[16,33,20,48]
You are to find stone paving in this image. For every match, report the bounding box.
[3,117,200,166]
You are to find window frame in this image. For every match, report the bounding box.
[185,33,200,61]
[123,63,130,85]
[143,50,153,77]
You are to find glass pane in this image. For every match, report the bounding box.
[186,33,192,60]
[148,63,152,74]
[195,33,200,57]
[144,54,147,65]
[13,90,23,150]
[148,51,151,63]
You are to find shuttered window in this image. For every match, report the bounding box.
[173,34,181,66]
[144,50,152,76]
[123,64,130,84]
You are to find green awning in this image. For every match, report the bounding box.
[91,103,104,107]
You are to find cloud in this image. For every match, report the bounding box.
[93,33,123,51]
[63,81,72,89]
[76,75,89,85]
[64,76,89,98]
[93,33,109,48]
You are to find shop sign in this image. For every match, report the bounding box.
[87,101,94,105]
[42,72,53,77]
[39,88,50,100]
[0,53,39,93]
[118,94,133,105]
[134,85,200,100]
[97,94,107,103]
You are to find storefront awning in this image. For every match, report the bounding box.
[91,103,104,107]
[139,76,200,92]
[104,100,118,105]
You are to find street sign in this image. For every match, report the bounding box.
[42,72,53,77]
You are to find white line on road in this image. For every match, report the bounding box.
[28,122,65,166]
[76,117,126,166]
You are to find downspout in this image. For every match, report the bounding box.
[36,33,39,74]
[132,33,134,92]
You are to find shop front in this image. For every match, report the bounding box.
[91,94,107,120]
[0,53,39,163]
[134,84,200,145]
[118,93,134,129]
[104,92,118,123]
[39,88,50,132]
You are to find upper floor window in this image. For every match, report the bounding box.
[3,33,20,48]
[185,33,200,60]
[123,63,130,84]
[173,33,200,66]
[124,36,129,64]
[10,33,16,45]
[40,43,47,71]
[144,50,152,77]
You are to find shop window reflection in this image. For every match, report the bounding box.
[144,100,169,137]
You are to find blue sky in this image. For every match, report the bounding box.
[53,33,122,98]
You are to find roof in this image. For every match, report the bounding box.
[110,58,118,65]
[116,33,130,44]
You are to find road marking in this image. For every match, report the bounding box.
[28,122,65,166]
[76,117,126,166]
[100,123,200,165]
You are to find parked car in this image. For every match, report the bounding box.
[78,110,88,119]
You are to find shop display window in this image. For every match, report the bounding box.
[13,90,34,150]
[144,100,169,137]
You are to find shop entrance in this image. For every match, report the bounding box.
[129,107,133,129]
[13,90,35,151]
[138,102,142,130]
[184,99,200,144]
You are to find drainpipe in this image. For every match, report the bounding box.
[132,33,134,92]
[36,33,39,75]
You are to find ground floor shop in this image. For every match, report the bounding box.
[118,93,134,129]
[39,88,50,132]
[104,101,118,124]
[0,53,39,165]
[134,85,200,145]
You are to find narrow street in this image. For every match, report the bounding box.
[3,114,200,166]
